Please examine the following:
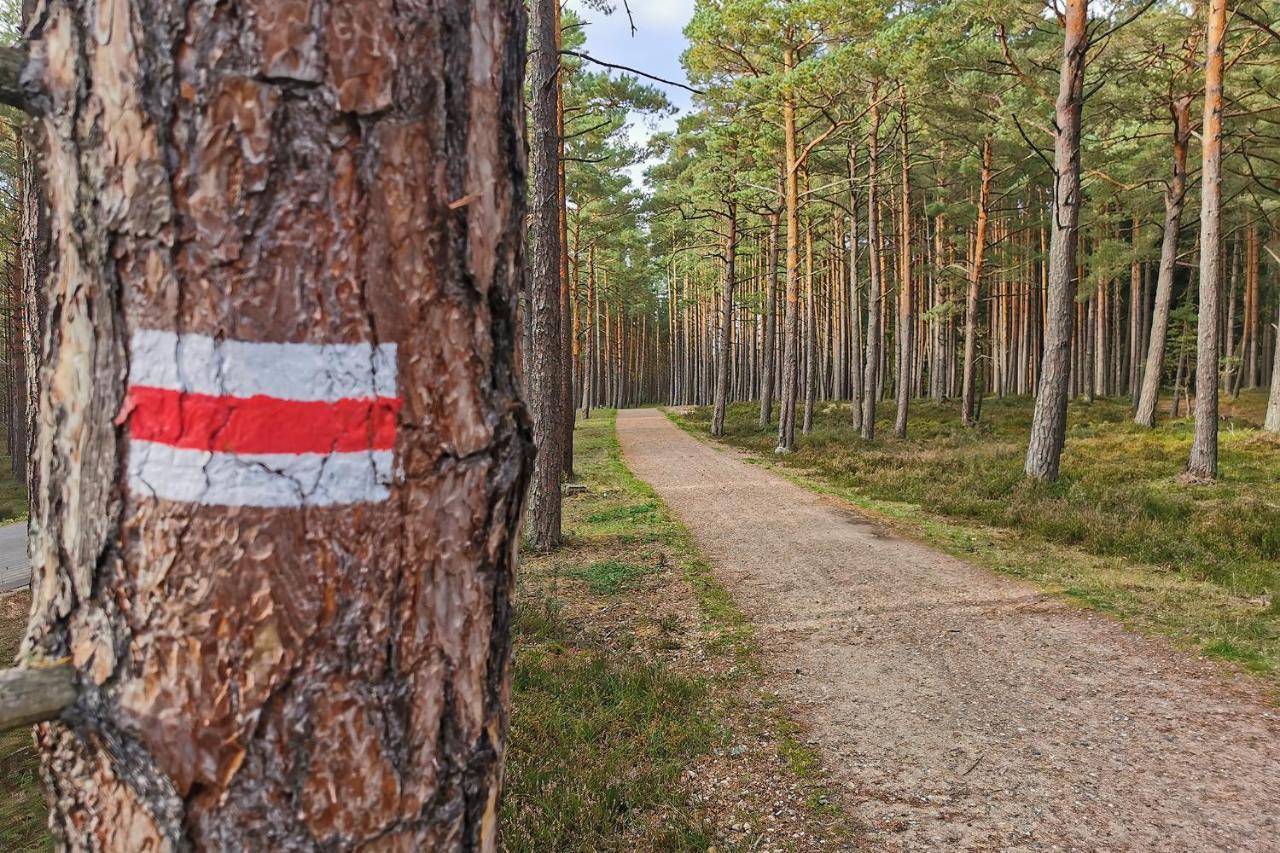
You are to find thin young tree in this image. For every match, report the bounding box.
[21,0,531,847]
[1186,0,1228,480]
[1025,0,1089,482]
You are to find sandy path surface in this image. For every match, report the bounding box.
[616,409,1280,852]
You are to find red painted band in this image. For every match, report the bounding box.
[126,386,401,454]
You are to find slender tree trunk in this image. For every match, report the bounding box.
[527,0,564,546]
[1187,0,1227,480]
[961,137,993,426]
[712,205,737,436]
[760,206,781,427]
[1025,0,1087,482]
[803,217,817,433]
[556,0,574,478]
[861,84,883,440]
[894,82,912,438]
[1128,217,1143,400]
[23,0,532,846]
[582,244,596,419]
[776,47,801,452]
[1224,232,1240,394]
[848,143,865,431]
[1135,94,1193,427]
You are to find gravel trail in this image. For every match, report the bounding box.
[616,408,1279,852]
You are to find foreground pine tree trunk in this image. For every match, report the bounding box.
[1186,0,1227,480]
[23,0,532,847]
[1025,0,1087,482]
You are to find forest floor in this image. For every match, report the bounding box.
[504,410,858,851]
[621,406,1280,851]
[674,392,1279,684]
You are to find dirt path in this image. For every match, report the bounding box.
[616,409,1280,852]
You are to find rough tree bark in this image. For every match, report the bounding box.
[712,204,737,437]
[1134,94,1194,427]
[1186,0,1227,480]
[759,206,780,428]
[1025,0,1087,482]
[861,84,883,441]
[776,46,801,453]
[961,137,993,427]
[22,0,532,848]
[527,0,564,547]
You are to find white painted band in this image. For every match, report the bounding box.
[129,329,398,401]
[128,440,394,507]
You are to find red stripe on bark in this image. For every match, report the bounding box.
[126,386,401,454]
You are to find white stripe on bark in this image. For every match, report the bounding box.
[130,330,398,400]
[127,441,394,507]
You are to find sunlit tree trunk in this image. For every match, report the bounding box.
[1187,0,1227,480]
[23,0,531,847]
[1025,0,1087,482]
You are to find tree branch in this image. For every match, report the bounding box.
[560,50,703,94]
[0,662,76,732]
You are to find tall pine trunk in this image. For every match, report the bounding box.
[1134,95,1193,427]
[759,206,781,427]
[894,83,912,439]
[961,137,993,426]
[1186,0,1227,480]
[861,85,883,440]
[712,206,737,436]
[776,46,801,453]
[848,143,865,431]
[1025,0,1087,482]
[527,0,564,546]
[22,0,532,847]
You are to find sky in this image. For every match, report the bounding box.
[566,0,698,190]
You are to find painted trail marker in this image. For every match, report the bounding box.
[124,330,400,507]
